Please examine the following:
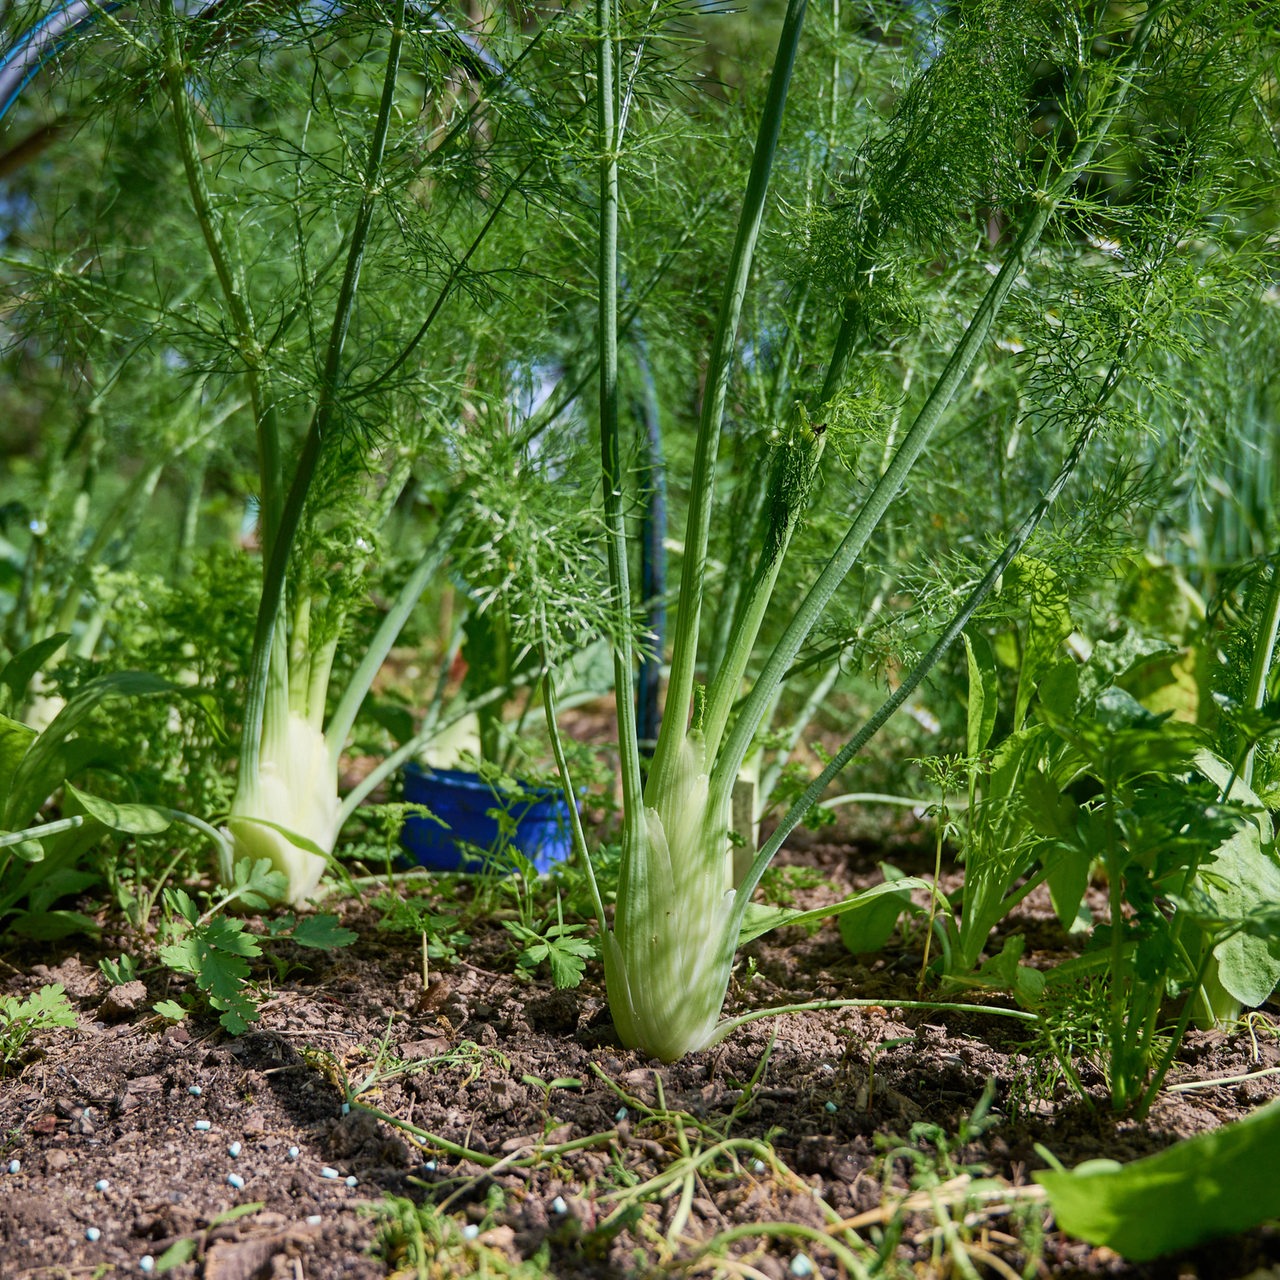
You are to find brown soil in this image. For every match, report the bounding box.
[1,830,1278,1280]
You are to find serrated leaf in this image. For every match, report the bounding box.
[166,888,199,926]
[229,856,290,907]
[158,938,202,977]
[192,939,252,1003]
[217,1000,257,1034]
[201,916,263,960]
[287,914,358,950]
[65,783,173,835]
[544,937,593,989]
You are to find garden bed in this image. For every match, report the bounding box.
[2,830,1277,1280]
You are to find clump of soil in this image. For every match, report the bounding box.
[1,833,1277,1279]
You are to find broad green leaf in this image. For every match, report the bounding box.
[1192,749,1273,837]
[0,714,36,808]
[1022,769,1077,841]
[1037,657,1079,722]
[3,837,45,862]
[740,877,932,946]
[217,998,258,1034]
[158,938,202,977]
[1201,827,1280,1006]
[973,935,1045,1004]
[152,1000,188,1023]
[7,908,100,939]
[5,671,173,828]
[0,633,70,709]
[963,630,998,756]
[1043,843,1092,932]
[287,915,358,949]
[65,783,173,836]
[838,863,914,954]
[1035,1098,1280,1260]
[1077,631,1179,707]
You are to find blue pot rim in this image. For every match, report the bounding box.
[402,761,570,806]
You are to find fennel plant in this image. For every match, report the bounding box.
[544,0,1277,1060]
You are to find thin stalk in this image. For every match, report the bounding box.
[596,0,645,830]
[1241,555,1280,789]
[325,499,467,772]
[236,1,406,787]
[540,624,607,928]
[702,427,824,759]
[759,664,841,808]
[634,335,667,750]
[162,20,280,546]
[650,0,809,793]
[728,362,1122,945]
[708,16,1157,818]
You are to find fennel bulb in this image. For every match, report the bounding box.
[606,735,738,1060]
[226,711,339,906]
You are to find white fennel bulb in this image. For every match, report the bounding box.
[226,711,339,906]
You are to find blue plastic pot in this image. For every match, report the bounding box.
[399,763,574,874]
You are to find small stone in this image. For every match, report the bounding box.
[306,1214,322,1226]
[824,1101,838,1113]
[340,1102,350,1116]
[187,1085,202,1097]
[227,1173,245,1190]
[551,1196,567,1214]
[193,1121,212,1132]
[345,1175,357,1187]
[614,1107,628,1122]
[320,1166,340,1179]
[751,1159,766,1174]
[140,1258,155,1274]
[789,1254,814,1278]
[85,1227,101,1242]
[6,1159,19,1174]
[228,1142,242,1158]
[462,1224,479,1241]
[287,1146,300,1161]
